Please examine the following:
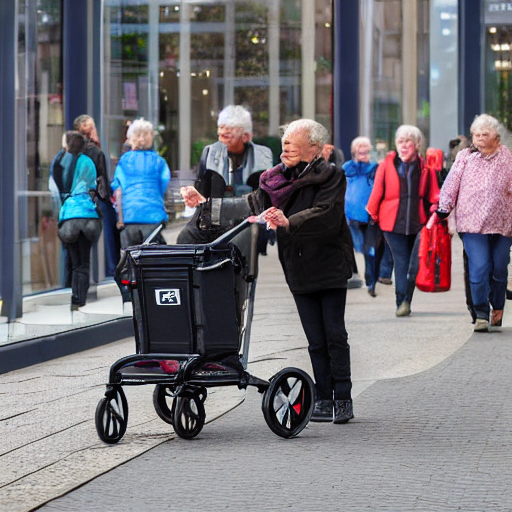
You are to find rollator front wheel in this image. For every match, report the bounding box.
[95,386,129,444]
[172,390,206,440]
[262,367,314,438]
[153,384,176,425]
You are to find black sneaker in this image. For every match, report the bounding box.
[333,400,354,424]
[310,399,333,422]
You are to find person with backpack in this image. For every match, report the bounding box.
[73,114,120,278]
[49,131,102,309]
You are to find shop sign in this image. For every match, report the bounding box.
[485,1,512,24]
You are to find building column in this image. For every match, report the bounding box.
[268,0,280,136]
[64,0,89,129]
[360,0,374,138]
[402,0,418,126]
[0,0,22,320]
[179,1,192,177]
[224,1,235,107]
[333,0,359,158]
[459,0,482,135]
[147,0,159,127]
[301,0,315,119]
[430,0,458,150]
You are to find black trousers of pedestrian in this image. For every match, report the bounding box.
[65,233,93,307]
[293,287,352,401]
[59,218,101,306]
[120,223,166,249]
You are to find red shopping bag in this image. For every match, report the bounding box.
[416,220,451,292]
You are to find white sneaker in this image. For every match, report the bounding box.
[395,301,411,317]
[474,318,489,332]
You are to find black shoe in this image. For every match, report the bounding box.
[310,399,333,422]
[333,400,354,424]
[507,289,512,300]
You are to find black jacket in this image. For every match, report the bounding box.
[84,141,109,201]
[248,159,353,294]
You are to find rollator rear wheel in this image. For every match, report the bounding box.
[262,367,314,438]
[153,384,175,425]
[95,386,129,444]
[172,390,206,440]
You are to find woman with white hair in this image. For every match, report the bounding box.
[436,114,512,332]
[111,118,171,248]
[177,105,273,244]
[343,136,379,296]
[367,125,440,317]
[182,119,355,424]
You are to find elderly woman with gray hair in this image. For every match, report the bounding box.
[182,119,355,424]
[111,118,171,249]
[435,114,512,332]
[367,125,440,317]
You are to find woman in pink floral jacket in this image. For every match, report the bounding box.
[437,114,512,332]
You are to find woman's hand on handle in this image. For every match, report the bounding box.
[180,186,206,208]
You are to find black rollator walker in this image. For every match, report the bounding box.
[95,220,315,443]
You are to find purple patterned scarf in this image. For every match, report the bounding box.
[260,161,310,210]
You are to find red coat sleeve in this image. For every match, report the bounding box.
[366,160,386,221]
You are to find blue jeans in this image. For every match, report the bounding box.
[349,220,381,289]
[460,233,512,319]
[379,242,394,279]
[383,231,421,307]
[293,288,352,401]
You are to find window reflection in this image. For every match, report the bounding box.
[104,0,333,207]
[20,0,64,294]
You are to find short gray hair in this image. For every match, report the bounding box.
[395,124,423,148]
[217,105,253,135]
[127,118,154,150]
[351,136,372,154]
[281,119,329,149]
[470,113,501,139]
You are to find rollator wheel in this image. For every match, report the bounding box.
[153,384,175,425]
[262,367,314,438]
[172,390,206,440]
[95,386,129,444]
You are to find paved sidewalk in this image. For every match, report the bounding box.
[41,331,512,512]
[2,234,511,511]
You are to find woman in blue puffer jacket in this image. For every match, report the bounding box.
[111,119,171,248]
[50,131,102,308]
[342,136,380,296]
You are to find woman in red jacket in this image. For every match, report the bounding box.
[367,125,439,316]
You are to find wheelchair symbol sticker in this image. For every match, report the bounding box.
[155,289,181,306]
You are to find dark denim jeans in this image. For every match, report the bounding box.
[383,231,421,308]
[460,233,512,319]
[293,288,352,401]
[379,242,394,279]
[97,199,121,277]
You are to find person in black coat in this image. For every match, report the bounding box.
[181,119,354,424]
[74,114,121,277]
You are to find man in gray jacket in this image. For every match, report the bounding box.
[177,105,273,244]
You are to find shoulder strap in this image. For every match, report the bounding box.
[59,154,80,203]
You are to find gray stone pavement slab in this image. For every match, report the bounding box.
[1,234,510,511]
[38,331,512,512]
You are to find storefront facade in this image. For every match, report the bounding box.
[0,0,495,321]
